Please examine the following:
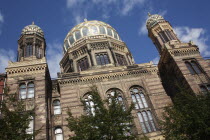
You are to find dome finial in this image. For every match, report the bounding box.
[84,18,88,22]
[148,12,151,17]
[32,21,35,25]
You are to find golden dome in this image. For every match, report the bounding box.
[146,13,165,29]
[63,20,121,52]
[21,22,44,37]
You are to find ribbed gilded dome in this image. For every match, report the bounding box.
[146,13,165,29]
[21,22,44,37]
[63,20,121,52]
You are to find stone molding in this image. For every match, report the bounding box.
[6,64,47,75]
[58,67,158,86]
[169,47,200,57]
[7,57,47,68]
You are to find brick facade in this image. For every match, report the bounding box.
[3,14,210,140]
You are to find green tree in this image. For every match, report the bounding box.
[66,86,136,140]
[160,89,210,140]
[0,88,39,140]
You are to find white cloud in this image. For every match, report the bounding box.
[139,10,167,35]
[0,10,4,35]
[0,11,3,23]
[152,56,159,65]
[121,0,145,16]
[0,49,16,73]
[139,16,148,35]
[46,42,63,78]
[66,0,147,23]
[67,0,85,8]
[174,26,210,56]
[74,14,85,25]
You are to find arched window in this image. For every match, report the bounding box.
[191,61,202,74]
[55,127,63,140]
[115,53,127,66]
[137,111,156,133]
[19,82,35,99]
[200,85,207,93]
[185,61,202,74]
[20,84,27,99]
[84,94,95,115]
[35,46,42,58]
[106,88,126,110]
[26,44,33,57]
[130,86,156,133]
[26,116,34,135]
[95,53,110,65]
[158,31,169,43]
[27,83,34,98]
[185,62,195,74]
[77,57,89,71]
[130,87,148,109]
[53,100,61,115]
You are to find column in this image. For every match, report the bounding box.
[33,37,36,56]
[87,44,94,66]
[108,41,118,65]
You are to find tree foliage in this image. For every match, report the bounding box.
[0,88,38,140]
[160,89,210,140]
[67,86,136,140]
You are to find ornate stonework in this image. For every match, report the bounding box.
[21,22,44,37]
[4,14,210,140]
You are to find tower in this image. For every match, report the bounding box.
[17,22,46,61]
[5,22,51,139]
[147,13,210,97]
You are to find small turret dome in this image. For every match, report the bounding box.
[63,20,121,53]
[21,22,44,37]
[146,13,165,29]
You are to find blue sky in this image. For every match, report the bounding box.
[0,0,210,78]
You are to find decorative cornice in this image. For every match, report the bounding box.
[58,66,158,86]
[169,47,200,57]
[6,58,48,76]
[6,64,47,75]
[7,57,47,68]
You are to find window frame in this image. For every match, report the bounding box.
[77,56,89,71]
[95,52,110,66]
[19,82,35,99]
[26,116,34,135]
[115,53,128,66]
[106,88,126,109]
[25,44,33,57]
[129,86,157,133]
[83,93,95,116]
[55,127,64,140]
[199,84,210,95]
[53,99,62,115]
[185,60,203,75]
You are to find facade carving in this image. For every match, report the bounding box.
[1,14,210,140]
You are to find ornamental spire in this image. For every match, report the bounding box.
[148,12,151,17]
